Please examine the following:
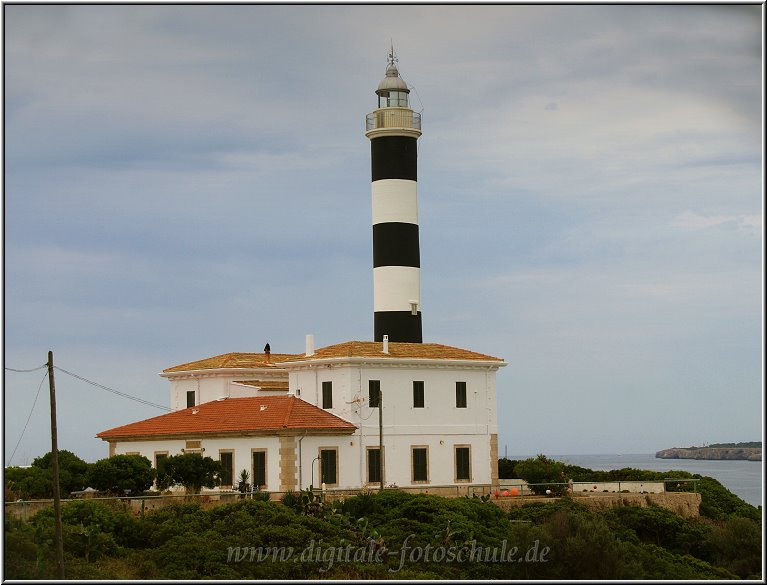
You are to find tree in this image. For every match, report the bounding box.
[86,454,156,495]
[497,458,517,479]
[32,449,90,495]
[236,469,250,497]
[5,450,90,499]
[514,454,569,496]
[5,466,52,499]
[156,454,222,494]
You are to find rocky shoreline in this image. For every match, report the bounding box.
[655,447,761,461]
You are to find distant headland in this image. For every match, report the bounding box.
[656,442,761,461]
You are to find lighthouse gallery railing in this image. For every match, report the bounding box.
[366,108,421,132]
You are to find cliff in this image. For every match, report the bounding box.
[655,447,761,461]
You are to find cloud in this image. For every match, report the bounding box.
[3,5,762,459]
[673,211,763,232]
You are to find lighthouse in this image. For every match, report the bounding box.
[366,49,423,343]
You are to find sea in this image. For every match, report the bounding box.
[511,453,763,508]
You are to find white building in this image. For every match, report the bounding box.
[97,51,508,495]
[98,339,505,493]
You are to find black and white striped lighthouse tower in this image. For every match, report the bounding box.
[365,49,423,343]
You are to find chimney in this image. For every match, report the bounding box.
[383,334,389,354]
[305,334,315,357]
[264,342,271,363]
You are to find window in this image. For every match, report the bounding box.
[320,448,338,485]
[322,381,333,409]
[154,452,169,487]
[186,390,196,408]
[411,446,428,483]
[367,447,383,484]
[389,91,408,107]
[219,451,234,487]
[184,439,203,455]
[455,446,471,481]
[413,381,424,408]
[154,452,168,469]
[369,380,381,408]
[252,450,267,489]
[456,382,467,408]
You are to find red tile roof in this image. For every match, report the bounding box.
[96,396,356,440]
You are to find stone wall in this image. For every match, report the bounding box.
[492,492,702,518]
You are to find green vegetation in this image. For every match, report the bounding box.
[86,455,156,496]
[5,450,89,499]
[156,454,222,494]
[705,442,761,449]
[4,455,762,579]
[4,477,762,579]
[512,454,569,496]
[5,451,223,500]
[498,456,762,523]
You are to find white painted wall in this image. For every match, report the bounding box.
[288,360,500,488]
[114,436,281,491]
[109,356,502,492]
[296,435,359,490]
[165,370,289,410]
[573,481,666,494]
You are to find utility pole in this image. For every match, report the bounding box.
[47,351,65,579]
[379,390,384,492]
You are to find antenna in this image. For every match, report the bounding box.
[388,40,397,67]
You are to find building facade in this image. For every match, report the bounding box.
[98,340,504,492]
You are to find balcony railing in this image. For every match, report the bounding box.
[366,108,422,132]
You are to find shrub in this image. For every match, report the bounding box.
[4,466,52,500]
[86,455,156,495]
[703,516,762,578]
[514,455,569,496]
[497,457,517,479]
[3,515,43,579]
[5,450,90,499]
[280,490,299,509]
[156,454,222,494]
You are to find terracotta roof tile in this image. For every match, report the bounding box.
[233,380,289,390]
[163,342,504,374]
[281,341,504,363]
[163,352,298,372]
[96,396,356,440]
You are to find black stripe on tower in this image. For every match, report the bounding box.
[371,136,417,181]
[375,312,423,344]
[373,223,420,267]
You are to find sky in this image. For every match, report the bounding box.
[2,4,763,465]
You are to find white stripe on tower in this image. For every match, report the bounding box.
[373,266,420,313]
[371,180,418,225]
[365,49,423,343]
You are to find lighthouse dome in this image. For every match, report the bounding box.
[377,62,409,93]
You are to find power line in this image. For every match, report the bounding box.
[5,364,48,373]
[9,370,48,465]
[53,366,170,411]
